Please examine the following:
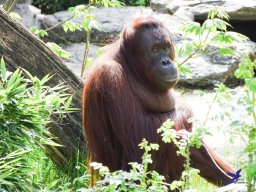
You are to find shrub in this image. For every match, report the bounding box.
[0,58,73,191]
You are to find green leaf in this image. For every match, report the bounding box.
[245,78,256,93]
[235,57,254,79]
[0,57,7,81]
[150,144,159,151]
[9,12,21,20]
[176,41,198,58]
[180,22,201,36]
[29,27,48,37]
[0,170,14,180]
[45,179,60,190]
[201,19,215,35]
[219,48,235,56]
[46,42,71,59]
[40,74,51,85]
[7,69,21,88]
[63,21,82,32]
[211,18,231,31]
[38,30,48,37]
[64,95,73,110]
[213,31,248,46]
[208,6,230,20]
[178,65,192,76]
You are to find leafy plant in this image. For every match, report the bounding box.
[157,119,209,191]
[80,139,175,192]
[217,55,256,192]
[0,58,73,191]
[176,6,248,76]
[75,120,207,192]
[29,26,48,37]
[30,0,123,77]
[62,0,123,77]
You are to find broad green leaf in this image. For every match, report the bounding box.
[0,171,13,179]
[46,42,71,59]
[7,69,21,88]
[64,95,73,110]
[212,18,231,31]
[201,19,215,34]
[180,22,201,36]
[176,41,198,58]
[178,65,192,76]
[45,179,60,190]
[245,78,256,93]
[38,30,48,37]
[219,48,235,56]
[63,21,82,32]
[208,6,230,20]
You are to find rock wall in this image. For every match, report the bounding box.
[10,2,256,89]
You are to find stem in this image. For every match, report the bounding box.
[183,145,191,191]
[81,29,90,77]
[44,3,92,32]
[178,28,213,67]
[45,15,75,32]
[202,92,219,127]
[178,48,200,67]
[3,0,17,13]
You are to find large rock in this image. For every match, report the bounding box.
[151,0,256,20]
[178,41,256,88]
[150,0,256,88]
[42,7,152,43]
[63,41,256,89]
[47,6,256,89]
[13,4,41,28]
[38,6,256,88]
[41,7,191,43]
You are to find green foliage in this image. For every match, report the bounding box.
[29,26,48,37]
[0,58,73,191]
[177,6,248,76]
[84,139,175,192]
[234,56,256,192]
[177,10,255,190]
[77,119,206,192]
[61,0,122,77]
[157,119,205,191]
[65,5,101,33]
[212,56,256,192]
[46,42,71,59]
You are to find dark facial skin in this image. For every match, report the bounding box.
[137,27,178,92]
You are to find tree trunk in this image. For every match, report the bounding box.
[0,7,85,164]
